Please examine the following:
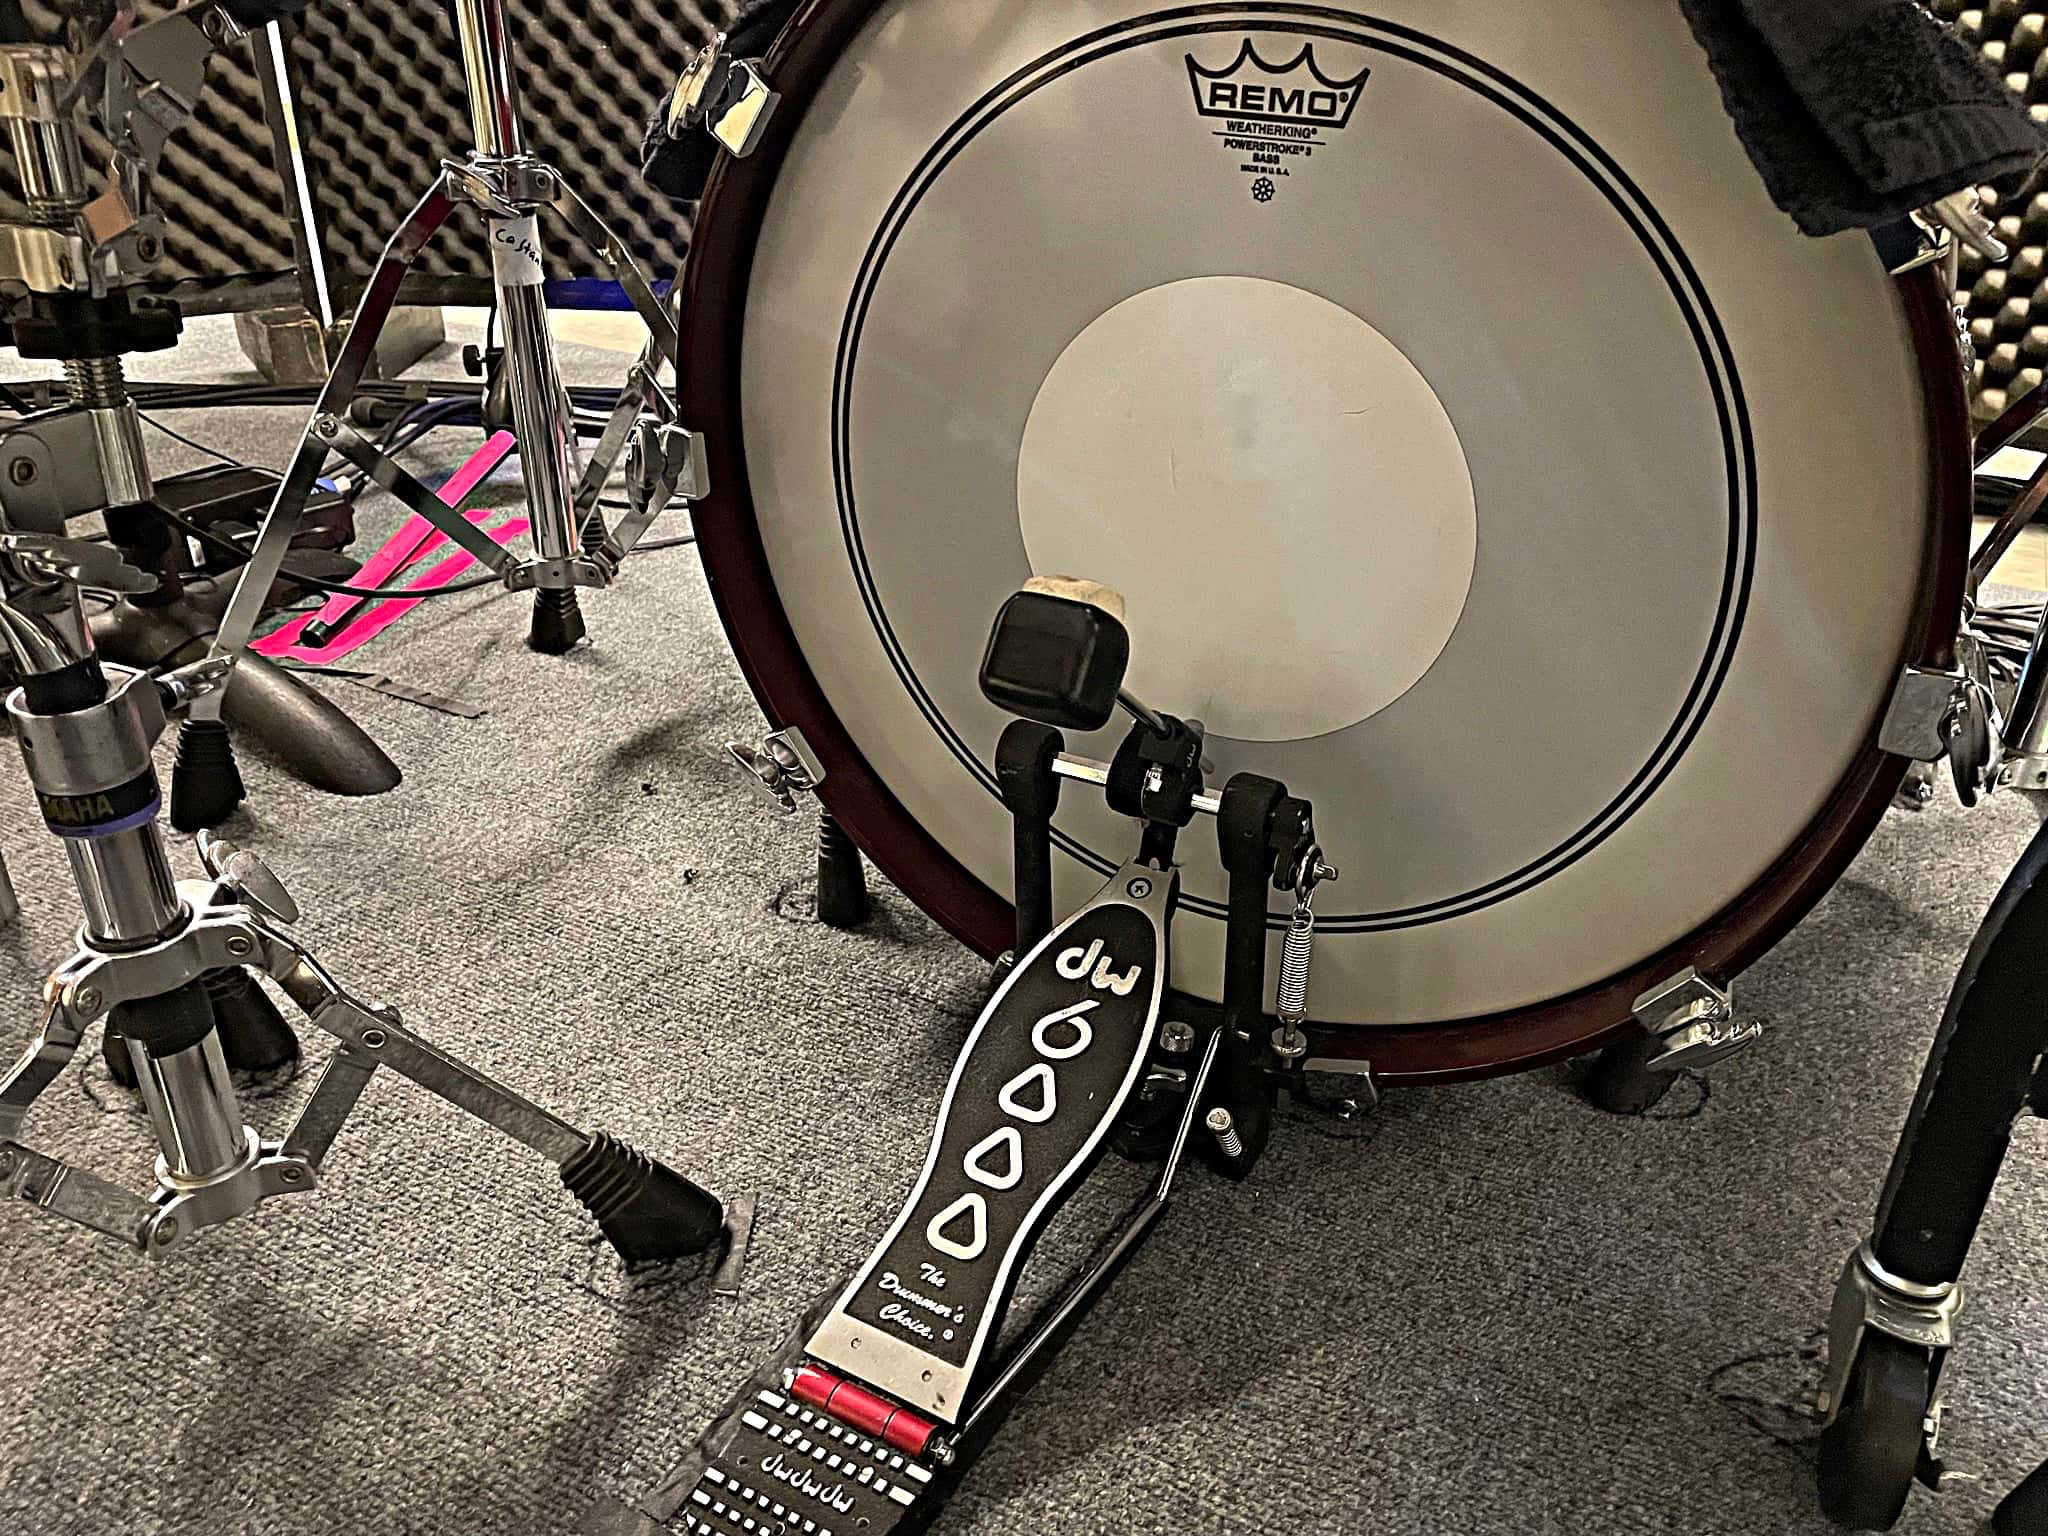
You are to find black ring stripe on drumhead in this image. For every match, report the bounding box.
[819,4,1755,930]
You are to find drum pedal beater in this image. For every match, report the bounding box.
[167,0,713,830]
[0,536,724,1263]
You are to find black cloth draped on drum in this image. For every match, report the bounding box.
[643,0,2045,238]
[1680,0,2047,235]
[641,0,804,201]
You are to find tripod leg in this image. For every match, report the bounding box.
[549,181,680,364]
[280,969,723,1263]
[1816,816,2048,1528]
[173,174,461,830]
[570,352,662,531]
[0,995,89,1141]
[549,187,685,560]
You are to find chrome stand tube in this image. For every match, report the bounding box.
[450,0,581,581]
[493,274,580,573]
[2000,606,2048,797]
[67,824,182,946]
[452,0,524,157]
[62,357,153,512]
[132,1032,247,1182]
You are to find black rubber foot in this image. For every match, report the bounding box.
[1112,1089,1181,1163]
[529,589,587,655]
[1579,1032,1680,1116]
[169,718,245,832]
[816,811,871,929]
[204,967,300,1074]
[563,1132,724,1264]
[1995,1460,2048,1535]
[102,1028,137,1089]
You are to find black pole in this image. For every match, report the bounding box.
[995,719,1064,956]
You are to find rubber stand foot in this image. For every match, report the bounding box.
[563,1132,725,1264]
[169,719,245,832]
[204,967,300,1074]
[529,589,587,655]
[816,811,871,930]
[102,1028,137,1090]
[1579,1032,1680,1116]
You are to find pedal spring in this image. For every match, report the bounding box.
[1276,904,1315,1022]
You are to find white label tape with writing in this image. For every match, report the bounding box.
[489,216,546,287]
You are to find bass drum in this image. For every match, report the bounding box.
[679,0,1971,1081]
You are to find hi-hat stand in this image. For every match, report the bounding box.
[0,532,723,1263]
[0,7,400,807]
[171,0,719,831]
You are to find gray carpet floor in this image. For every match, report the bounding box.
[3,318,2047,1536]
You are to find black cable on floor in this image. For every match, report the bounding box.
[149,504,505,602]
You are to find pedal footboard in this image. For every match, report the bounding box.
[652,865,1174,1535]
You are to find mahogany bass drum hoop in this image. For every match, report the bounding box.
[677,0,1972,1084]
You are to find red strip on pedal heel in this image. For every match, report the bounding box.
[791,1364,940,1456]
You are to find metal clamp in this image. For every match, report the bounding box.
[592,417,708,566]
[444,154,558,215]
[0,222,88,293]
[1883,646,2000,803]
[1298,1057,1381,1119]
[1885,191,2008,278]
[664,32,781,160]
[0,842,600,1254]
[1817,1242,1963,1426]
[726,727,826,815]
[1880,665,1980,765]
[1631,967,1762,1074]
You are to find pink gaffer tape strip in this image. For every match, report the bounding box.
[254,430,523,666]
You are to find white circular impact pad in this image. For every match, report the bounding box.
[1016,276,1478,742]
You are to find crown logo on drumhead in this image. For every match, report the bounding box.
[1185,40,1371,130]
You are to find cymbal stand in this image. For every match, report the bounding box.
[171,0,712,830]
[0,534,724,1263]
